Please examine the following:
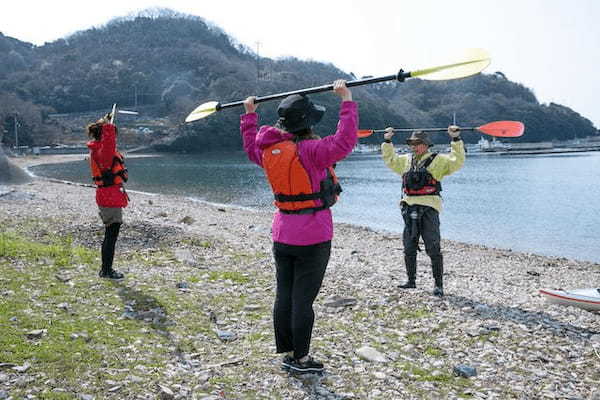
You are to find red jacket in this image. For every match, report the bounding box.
[87,123,128,208]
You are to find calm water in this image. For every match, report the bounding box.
[30,151,600,263]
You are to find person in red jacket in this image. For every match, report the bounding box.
[86,113,128,279]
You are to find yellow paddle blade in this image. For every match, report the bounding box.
[411,49,491,81]
[185,101,220,122]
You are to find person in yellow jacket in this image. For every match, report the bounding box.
[381,126,464,296]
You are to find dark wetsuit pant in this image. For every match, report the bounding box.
[101,223,121,273]
[401,204,443,287]
[272,240,331,360]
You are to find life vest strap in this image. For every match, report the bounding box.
[275,192,322,202]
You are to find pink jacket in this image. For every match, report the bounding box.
[241,101,358,245]
[87,124,128,208]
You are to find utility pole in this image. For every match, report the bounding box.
[134,85,138,109]
[14,113,18,149]
[255,41,261,82]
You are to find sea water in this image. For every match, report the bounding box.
[30,151,600,263]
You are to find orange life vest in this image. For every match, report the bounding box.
[90,151,128,187]
[262,140,341,214]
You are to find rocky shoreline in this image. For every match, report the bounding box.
[0,155,599,399]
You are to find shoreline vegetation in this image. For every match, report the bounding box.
[1,155,599,399]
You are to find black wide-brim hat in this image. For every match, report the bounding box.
[406,130,432,146]
[276,94,326,133]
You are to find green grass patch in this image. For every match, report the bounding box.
[0,231,96,267]
[207,270,250,284]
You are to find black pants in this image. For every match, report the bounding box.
[272,240,331,360]
[401,204,443,287]
[101,223,121,273]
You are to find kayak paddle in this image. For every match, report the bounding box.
[185,48,491,123]
[357,121,525,139]
[108,104,139,124]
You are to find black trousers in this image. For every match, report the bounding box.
[101,223,121,273]
[401,204,443,287]
[272,240,331,360]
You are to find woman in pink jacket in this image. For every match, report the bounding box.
[86,113,128,279]
[241,80,357,374]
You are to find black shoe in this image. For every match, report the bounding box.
[281,355,294,369]
[433,286,444,297]
[282,356,324,374]
[99,269,124,279]
[398,281,416,289]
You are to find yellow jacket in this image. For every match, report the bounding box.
[381,140,465,213]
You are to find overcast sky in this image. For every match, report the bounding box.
[2,0,599,128]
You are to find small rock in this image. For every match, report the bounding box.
[373,371,386,379]
[356,346,388,363]
[179,216,195,225]
[481,323,501,332]
[174,249,196,265]
[474,304,492,315]
[55,274,71,282]
[324,296,358,308]
[78,394,95,400]
[13,363,31,373]
[176,282,189,289]
[217,208,226,212]
[26,329,46,339]
[215,329,237,342]
[453,364,477,378]
[0,390,7,399]
[158,384,175,400]
[243,304,262,312]
[208,311,218,324]
[590,334,600,343]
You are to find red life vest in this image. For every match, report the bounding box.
[402,153,442,196]
[90,151,128,187]
[262,140,341,214]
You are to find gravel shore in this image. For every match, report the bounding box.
[1,155,599,399]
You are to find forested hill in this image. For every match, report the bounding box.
[0,8,597,151]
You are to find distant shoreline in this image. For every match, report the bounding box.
[10,153,161,170]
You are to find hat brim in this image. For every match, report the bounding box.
[406,139,431,146]
[278,104,326,133]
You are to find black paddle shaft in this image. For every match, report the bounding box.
[374,127,477,133]
[216,70,411,111]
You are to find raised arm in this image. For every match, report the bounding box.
[429,125,465,179]
[97,123,117,170]
[305,80,358,169]
[240,96,263,166]
[381,127,410,175]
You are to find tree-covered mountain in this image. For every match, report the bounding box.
[0,8,597,151]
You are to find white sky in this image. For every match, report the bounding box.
[2,0,599,128]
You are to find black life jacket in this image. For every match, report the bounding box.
[402,153,442,196]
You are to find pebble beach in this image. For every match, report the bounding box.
[0,154,599,399]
